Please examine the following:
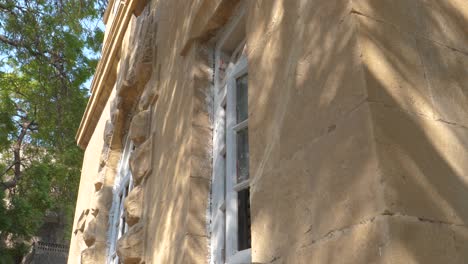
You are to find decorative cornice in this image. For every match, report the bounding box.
[76,0,143,149]
[102,0,114,25]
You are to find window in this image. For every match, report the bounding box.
[107,137,134,264]
[225,54,250,263]
[211,4,251,263]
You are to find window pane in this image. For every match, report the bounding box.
[237,188,251,251]
[118,194,123,217]
[236,128,249,182]
[120,216,126,236]
[124,183,129,197]
[236,74,248,123]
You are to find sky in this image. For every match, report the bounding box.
[81,17,106,95]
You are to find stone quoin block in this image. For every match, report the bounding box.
[128,109,150,146]
[124,185,144,227]
[138,74,159,111]
[80,242,106,264]
[129,137,153,185]
[117,222,145,264]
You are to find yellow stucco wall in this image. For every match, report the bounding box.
[69,88,116,263]
[69,0,468,263]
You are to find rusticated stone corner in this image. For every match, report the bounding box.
[124,185,144,227]
[133,61,153,90]
[94,168,106,192]
[80,245,95,264]
[129,137,152,185]
[103,120,114,145]
[83,211,109,247]
[134,0,150,17]
[129,110,150,146]
[126,5,154,90]
[180,0,240,55]
[94,181,103,193]
[99,146,109,168]
[90,187,113,214]
[75,232,87,252]
[90,208,99,217]
[80,241,106,264]
[138,74,159,111]
[117,222,145,264]
[136,7,154,69]
[110,108,120,124]
[82,214,97,247]
[117,82,141,115]
[107,148,124,168]
[74,209,88,235]
[110,95,122,121]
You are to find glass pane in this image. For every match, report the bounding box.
[236,74,248,123]
[237,188,251,251]
[118,194,123,216]
[124,183,129,196]
[120,216,126,236]
[236,128,249,182]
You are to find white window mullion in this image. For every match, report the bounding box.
[225,76,239,260]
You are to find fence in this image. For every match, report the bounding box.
[23,241,69,264]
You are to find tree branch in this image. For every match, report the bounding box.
[0,34,45,58]
[0,162,16,178]
[0,34,70,83]
[0,120,35,191]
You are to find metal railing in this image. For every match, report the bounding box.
[23,241,69,264]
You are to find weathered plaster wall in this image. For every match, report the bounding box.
[68,6,140,262]
[247,1,379,262]
[140,1,213,263]
[355,0,468,262]
[69,0,468,263]
[248,0,468,263]
[68,88,116,263]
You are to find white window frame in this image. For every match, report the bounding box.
[107,137,134,264]
[211,4,251,263]
[225,56,250,264]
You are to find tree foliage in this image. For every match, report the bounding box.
[0,0,106,261]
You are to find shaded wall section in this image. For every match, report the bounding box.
[355,0,468,262]
[140,0,214,262]
[247,0,468,263]
[68,89,116,263]
[69,0,468,263]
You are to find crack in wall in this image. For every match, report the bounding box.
[350,9,468,57]
[301,210,468,249]
[366,99,468,131]
[350,9,468,130]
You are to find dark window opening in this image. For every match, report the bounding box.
[237,188,251,251]
[120,216,126,236]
